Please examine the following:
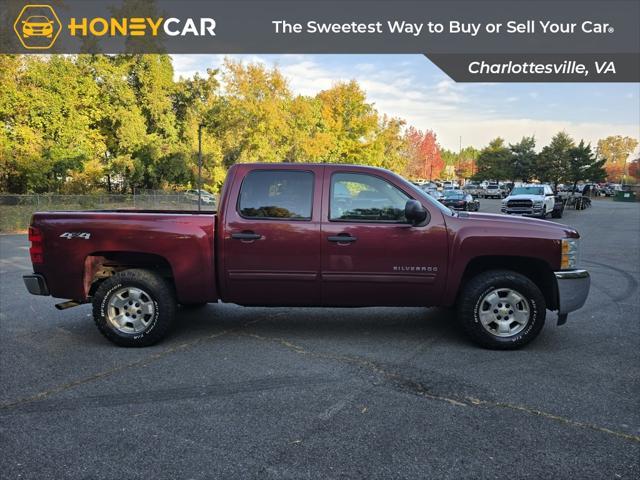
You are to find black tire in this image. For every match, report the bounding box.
[456,270,546,350]
[551,207,563,219]
[92,269,176,347]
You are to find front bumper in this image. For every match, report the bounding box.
[501,205,544,216]
[23,274,49,296]
[555,269,590,314]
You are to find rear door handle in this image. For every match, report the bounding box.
[328,235,357,243]
[231,232,262,240]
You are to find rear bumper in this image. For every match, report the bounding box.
[554,269,590,314]
[23,274,49,296]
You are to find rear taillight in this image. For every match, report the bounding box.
[28,226,43,264]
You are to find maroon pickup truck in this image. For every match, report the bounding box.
[23,163,590,349]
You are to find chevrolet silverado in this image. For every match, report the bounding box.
[23,163,590,349]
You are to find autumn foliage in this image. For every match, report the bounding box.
[629,158,640,181]
[404,127,444,180]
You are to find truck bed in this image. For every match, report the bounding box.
[30,210,218,303]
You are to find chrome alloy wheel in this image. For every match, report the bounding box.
[106,287,156,334]
[478,288,530,337]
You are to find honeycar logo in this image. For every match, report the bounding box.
[13,3,217,49]
[14,4,62,50]
[66,16,216,38]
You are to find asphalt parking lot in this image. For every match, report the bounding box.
[1,198,638,479]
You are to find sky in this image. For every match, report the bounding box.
[170,54,640,153]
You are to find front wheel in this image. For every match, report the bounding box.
[92,269,176,347]
[456,270,546,349]
[551,207,563,218]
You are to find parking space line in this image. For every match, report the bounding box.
[0,328,233,410]
[241,331,640,444]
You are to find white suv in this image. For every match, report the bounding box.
[501,184,555,218]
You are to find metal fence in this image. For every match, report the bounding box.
[0,191,217,232]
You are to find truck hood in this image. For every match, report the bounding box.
[457,212,579,238]
[505,194,543,201]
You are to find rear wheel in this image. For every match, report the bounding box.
[457,270,546,349]
[92,269,176,347]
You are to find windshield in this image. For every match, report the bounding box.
[393,173,455,216]
[511,186,543,195]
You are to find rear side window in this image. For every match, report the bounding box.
[330,173,410,222]
[238,170,314,220]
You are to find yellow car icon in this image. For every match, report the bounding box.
[21,16,54,38]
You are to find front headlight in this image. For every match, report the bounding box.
[561,238,579,269]
[533,199,543,205]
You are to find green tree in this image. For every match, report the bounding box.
[509,136,537,182]
[0,55,104,193]
[211,59,292,166]
[566,141,606,192]
[474,138,512,181]
[536,132,574,191]
[174,70,225,191]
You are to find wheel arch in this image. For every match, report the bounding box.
[84,251,175,299]
[458,255,558,310]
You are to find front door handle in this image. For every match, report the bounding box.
[328,234,357,243]
[231,232,262,240]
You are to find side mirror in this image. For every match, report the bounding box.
[405,199,427,225]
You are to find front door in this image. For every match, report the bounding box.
[223,167,323,306]
[321,170,448,307]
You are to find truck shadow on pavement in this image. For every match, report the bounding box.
[171,304,467,347]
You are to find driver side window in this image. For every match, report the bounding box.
[330,173,409,222]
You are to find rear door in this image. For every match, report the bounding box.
[222,166,323,306]
[320,169,448,307]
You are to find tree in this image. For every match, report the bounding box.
[596,135,639,182]
[474,138,511,181]
[455,146,479,179]
[509,136,537,182]
[404,128,444,180]
[0,55,105,193]
[174,70,225,191]
[629,157,640,181]
[565,141,606,192]
[536,132,574,191]
[315,81,381,165]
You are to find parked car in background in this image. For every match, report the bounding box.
[424,188,444,200]
[440,189,480,211]
[463,181,482,196]
[442,181,456,192]
[184,189,216,205]
[501,184,562,218]
[418,182,438,191]
[483,183,504,199]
